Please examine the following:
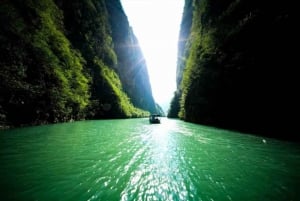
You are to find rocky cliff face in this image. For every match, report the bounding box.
[0,0,155,127]
[168,0,193,118]
[106,0,156,113]
[169,0,296,139]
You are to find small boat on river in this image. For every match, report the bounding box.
[149,114,161,124]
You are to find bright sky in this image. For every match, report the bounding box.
[120,0,184,112]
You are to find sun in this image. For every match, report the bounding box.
[121,0,184,112]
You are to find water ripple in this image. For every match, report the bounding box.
[0,119,299,200]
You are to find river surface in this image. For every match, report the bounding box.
[0,118,299,201]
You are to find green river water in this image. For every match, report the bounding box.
[0,118,299,201]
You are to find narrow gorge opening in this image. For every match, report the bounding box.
[121,0,184,113]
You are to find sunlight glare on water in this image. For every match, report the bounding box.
[121,120,189,201]
[0,118,299,201]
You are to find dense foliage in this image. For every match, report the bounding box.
[0,0,90,126]
[0,0,153,127]
[168,0,193,118]
[167,91,181,118]
[106,0,156,113]
[170,0,296,138]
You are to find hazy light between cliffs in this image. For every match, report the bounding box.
[121,0,184,112]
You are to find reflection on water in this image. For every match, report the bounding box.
[121,120,192,201]
[0,118,299,201]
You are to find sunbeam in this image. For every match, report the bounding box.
[121,0,184,113]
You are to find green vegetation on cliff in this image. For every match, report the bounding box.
[170,0,295,138]
[168,0,193,118]
[57,0,151,119]
[0,0,90,125]
[106,0,156,113]
[0,0,152,127]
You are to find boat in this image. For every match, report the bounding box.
[149,114,161,124]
